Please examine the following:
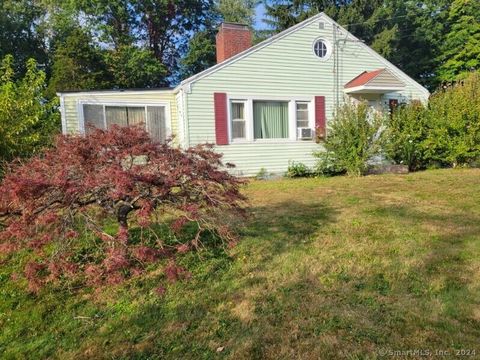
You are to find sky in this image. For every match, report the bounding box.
[254,3,269,30]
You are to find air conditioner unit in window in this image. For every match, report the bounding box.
[297,127,314,140]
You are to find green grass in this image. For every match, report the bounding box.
[1,169,480,359]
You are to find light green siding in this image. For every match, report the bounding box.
[185,14,428,176]
[61,90,178,139]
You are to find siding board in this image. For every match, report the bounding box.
[185,15,428,176]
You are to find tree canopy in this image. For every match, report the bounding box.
[0,126,246,292]
[0,0,478,92]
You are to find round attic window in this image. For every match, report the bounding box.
[313,39,331,60]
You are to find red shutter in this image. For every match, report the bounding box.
[315,96,326,141]
[214,92,228,145]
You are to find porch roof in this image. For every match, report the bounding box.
[344,68,406,94]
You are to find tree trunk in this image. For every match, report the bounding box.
[117,204,133,228]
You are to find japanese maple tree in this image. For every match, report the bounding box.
[0,126,246,293]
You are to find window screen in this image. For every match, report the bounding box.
[83,104,104,133]
[296,102,309,128]
[147,106,167,143]
[83,103,165,141]
[231,101,246,140]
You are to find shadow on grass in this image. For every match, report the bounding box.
[212,204,480,358]
[73,200,339,359]
[16,196,480,359]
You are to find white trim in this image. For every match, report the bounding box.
[175,90,185,147]
[312,38,332,61]
[77,100,172,139]
[57,89,174,97]
[227,99,249,143]
[344,85,406,94]
[226,95,315,144]
[59,95,67,135]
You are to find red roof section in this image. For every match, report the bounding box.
[344,69,385,89]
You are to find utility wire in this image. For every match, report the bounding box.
[341,14,411,28]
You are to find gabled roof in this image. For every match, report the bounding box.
[344,69,385,89]
[344,68,406,94]
[176,12,327,91]
[176,12,429,98]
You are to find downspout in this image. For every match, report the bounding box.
[58,94,67,135]
[333,24,337,111]
[182,84,191,148]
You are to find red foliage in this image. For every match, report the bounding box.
[0,126,246,292]
[164,261,191,283]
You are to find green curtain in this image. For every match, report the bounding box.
[253,101,289,139]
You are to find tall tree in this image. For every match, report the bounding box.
[262,0,450,88]
[0,0,47,73]
[369,0,449,88]
[133,0,214,77]
[105,45,167,88]
[218,0,258,24]
[180,0,257,79]
[47,28,111,96]
[263,0,347,31]
[77,0,137,48]
[437,0,480,81]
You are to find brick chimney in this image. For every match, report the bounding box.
[216,23,252,63]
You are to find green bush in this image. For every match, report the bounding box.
[313,151,345,177]
[383,101,429,171]
[0,55,60,172]
[286,161,312,178]
[314,101,385,176]
[423,72,480,167]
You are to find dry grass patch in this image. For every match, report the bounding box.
[1,169,480,359]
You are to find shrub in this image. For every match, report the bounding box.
[255,167,268,180]
[0,126,246,293]
[423,72,480,167]
[383,101,429,171]
[313,151,346,177]
[0,55,59,172]
[314,101,385,176]
[286,161,312,178]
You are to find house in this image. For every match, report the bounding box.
[57,12,430,177]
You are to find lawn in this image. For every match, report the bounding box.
[1,169,480,359]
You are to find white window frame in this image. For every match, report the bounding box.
[77,100,172,139]
[296,101,310,126]
[312,38,332,61]
[228,99,249,143]
[227,95,314,144]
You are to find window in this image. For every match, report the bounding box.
[105,106,145,128]
[313,39,330,59]
[147,106,167,143]
[83,104,104,134]
[231,101,246,140]
[253,101,289,139]
[227,98,314,142]
[296,102,309,129]
[82,103,168,142]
